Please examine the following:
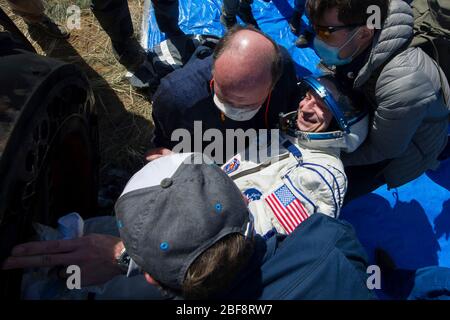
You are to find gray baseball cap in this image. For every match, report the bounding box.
[115,153,252,291]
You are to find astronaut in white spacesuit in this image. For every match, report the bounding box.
[222,74,369,238]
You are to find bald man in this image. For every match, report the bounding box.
[150,25,298,164]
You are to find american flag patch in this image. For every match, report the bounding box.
[265,184,309,234]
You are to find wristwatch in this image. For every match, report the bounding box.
[116,247,131,274]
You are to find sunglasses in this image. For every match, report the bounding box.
[313,24,364,40]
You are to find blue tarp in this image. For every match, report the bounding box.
[340,157,450,299]
[143,0,322,77]
[143,0,450,298]
[341,159,450,267]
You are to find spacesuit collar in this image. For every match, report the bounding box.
[279,111,368,154]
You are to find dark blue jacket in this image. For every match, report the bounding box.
[151,48,298,163]
[223,213,376,300]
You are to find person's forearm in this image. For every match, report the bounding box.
[2,234,125,287]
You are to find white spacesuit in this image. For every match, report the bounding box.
[222,75,369,237]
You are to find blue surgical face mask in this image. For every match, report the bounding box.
[313,28,361,66]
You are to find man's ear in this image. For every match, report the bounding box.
[144,272,159,286]
[360,27,375,42]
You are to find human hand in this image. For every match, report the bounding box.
[2,234,125,287]
[145,147,173,161]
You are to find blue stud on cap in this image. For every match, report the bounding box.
[160,242,169,251]
[215,202,223,213]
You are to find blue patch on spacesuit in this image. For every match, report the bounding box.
[223,158,240,175]
[244,188,263,202]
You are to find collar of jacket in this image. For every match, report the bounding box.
[353,0,414,88]
[336,45,372,87]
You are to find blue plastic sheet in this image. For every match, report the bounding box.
[341,159,450,269]
[142,0,322,77]
[341,157,450,299]
[142,0,450,299]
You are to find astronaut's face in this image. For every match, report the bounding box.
[297,90,334,132]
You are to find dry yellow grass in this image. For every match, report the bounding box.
[0,0,154,180]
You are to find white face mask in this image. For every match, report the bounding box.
[213,94,262,122]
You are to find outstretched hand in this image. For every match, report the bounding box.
[2,234,125,287]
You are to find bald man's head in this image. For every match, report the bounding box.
[212,26,283,111]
